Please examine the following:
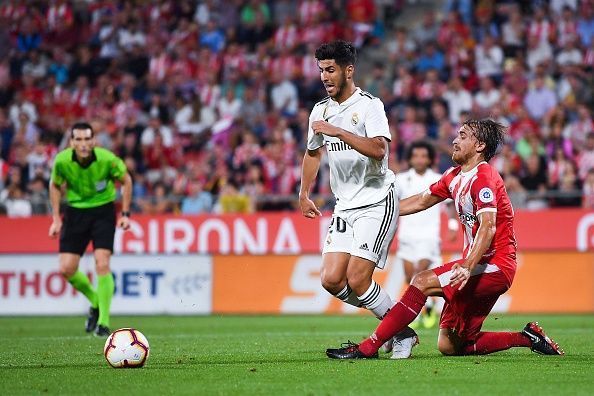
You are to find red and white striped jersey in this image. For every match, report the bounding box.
[429,162,517,270]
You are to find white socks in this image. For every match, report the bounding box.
[334,284,362,307]
[357,281,393,319]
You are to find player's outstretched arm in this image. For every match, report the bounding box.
[311,120,386,161]
[399,190,445,216]
[299,149,323,218]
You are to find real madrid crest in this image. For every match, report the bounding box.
[351,113,359,126]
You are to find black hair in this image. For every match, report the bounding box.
[315,40,357,67]
[407,140,436,166]
[462,119,506,162]
[71,122,94,138]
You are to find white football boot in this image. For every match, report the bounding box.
[390,327,419,359]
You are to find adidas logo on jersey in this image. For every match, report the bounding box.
[359,243,369,251]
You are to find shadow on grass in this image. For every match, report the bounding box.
[0,362,102,369]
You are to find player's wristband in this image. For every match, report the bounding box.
[448,218,459,231]
[121,211,131,218]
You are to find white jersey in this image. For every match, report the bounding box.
[396,168,442,242]
[307,88,395,210]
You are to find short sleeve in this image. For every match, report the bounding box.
[471,174,498,215]
[110,154,128,181]
[51,161,64,186]
[429,168,456,199]
[365,98,391,141]
[307,108,324,151]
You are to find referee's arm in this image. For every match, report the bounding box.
[117,172,133,230]
[49,181,63,238]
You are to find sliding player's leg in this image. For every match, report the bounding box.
[326,267,442,359]
[437,267,563,356]
[417,257,439,329]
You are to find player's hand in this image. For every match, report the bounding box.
[450,263,471,290]
[49,218,62,239]
[312,120,341,137]
[299,195,322,219]
[117,216,131,231]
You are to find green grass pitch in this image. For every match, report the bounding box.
[0,314,592,395]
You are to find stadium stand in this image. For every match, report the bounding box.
[0,0,592,217]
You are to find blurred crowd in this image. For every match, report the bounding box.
[0,0,593,218]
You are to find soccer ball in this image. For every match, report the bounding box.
[103,328,150,368]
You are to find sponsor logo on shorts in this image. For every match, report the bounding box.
[479,187,494,203]
[359,243,369,251]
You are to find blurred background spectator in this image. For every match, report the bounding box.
[0,0,592,216]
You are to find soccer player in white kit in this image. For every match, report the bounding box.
[299,40,397,321]
[395,141,458,330]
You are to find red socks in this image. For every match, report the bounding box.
[359,285,427,356]
[462,332,532,355]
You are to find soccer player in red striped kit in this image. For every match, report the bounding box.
[327,119,564,358]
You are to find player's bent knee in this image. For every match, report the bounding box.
[59,265,77,279]
[410,269,439,294]
[59,255,79,278]
[438,344,458,356]
[437,338,460,356]
[95,261,111,275]
[320,272,346,294]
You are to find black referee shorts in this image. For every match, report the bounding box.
[59,202,116,256]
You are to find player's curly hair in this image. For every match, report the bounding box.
[462,119,506,162]
[406,140,436,166]
[315,40,357,67]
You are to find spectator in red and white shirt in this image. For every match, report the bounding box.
[556,6,578,47]
[528,8,555,46]
[274,16,299,51]
[298,0,325,25]
[577,133,594,181]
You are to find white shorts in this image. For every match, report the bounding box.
[397,238,441,264]
[322,188,398,269]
